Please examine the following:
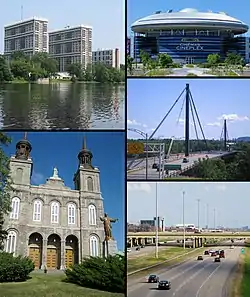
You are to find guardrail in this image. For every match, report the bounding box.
[127,248,203,276]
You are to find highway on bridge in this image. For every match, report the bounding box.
[127,246,242,297]
[127,152,232,180]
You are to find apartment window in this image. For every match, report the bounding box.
[51,201,59,223]
[88,204,96,226]
[35,22,40,32]
[33,200,42,221]
[68,203,76,225]
[5,231,17,254]
[89,235,99,257]
[10,197,20,220]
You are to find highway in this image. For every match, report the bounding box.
[127,152,227,180]
[127,246,241,297]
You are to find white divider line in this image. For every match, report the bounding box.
[127,248,203,276]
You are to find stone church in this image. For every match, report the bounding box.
[3,134,107,270]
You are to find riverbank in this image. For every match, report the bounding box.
[2,79,125,84]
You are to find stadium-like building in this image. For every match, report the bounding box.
[131,8,250,64]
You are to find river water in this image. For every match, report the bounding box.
[0,83,125,130]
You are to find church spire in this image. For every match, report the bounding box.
[78,136,94,169]
[15,132,32,160]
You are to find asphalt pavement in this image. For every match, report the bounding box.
[127,246,241,297]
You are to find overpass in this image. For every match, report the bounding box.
[127,232,249,248]
[127,83,236,180]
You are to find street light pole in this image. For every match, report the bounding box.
[183,191,186,249]
[197,199,200,230]
[213,208,216,229]
[155,182,159,258]
[145,133,148,180]
[206,203,209,230]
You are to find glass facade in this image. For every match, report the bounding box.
[134,29,247,63]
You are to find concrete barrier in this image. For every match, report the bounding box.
[127,166,145,173]
[127,248,203,276]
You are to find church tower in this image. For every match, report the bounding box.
[74,136,105,258]
[9,132,33,186]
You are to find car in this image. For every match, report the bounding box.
[158,280,171,290]
[183,157,189,163]
[152,163,158,169]
[214,257,221,263]
[211,252,216,257]
[219,253,225,258]
[148,275,159,283]
[136,247,140,251]
[127,248,131,253]
[204,250,209,255]
[197,256,203,260]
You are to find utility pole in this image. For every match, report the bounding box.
[197,199,200,230]
[145,133,148,180]
[213,208,216,229]
[185,84,190,157]
[206,203,209,229]
[224,119,227,151]
[155,183,159,258]
[183,191,186,249]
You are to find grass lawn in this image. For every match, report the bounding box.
[146,69,173,76]
[0,272,123,297]
[240,247,250,297]
[127,247,205,274]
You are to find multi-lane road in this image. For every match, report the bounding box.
[127,246,241,297]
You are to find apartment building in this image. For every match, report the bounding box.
[49,25,92,72]
[4,17,48,61]
[92,48,120,69]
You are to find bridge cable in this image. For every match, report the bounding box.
[190,97,200,152]
[189,91,209,151]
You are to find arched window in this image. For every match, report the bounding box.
[51,201,59,223]
[68,203,76,225]
[89,235,99,257]
[33,200,42,221]
[5,230,17,254]
[88,204,96,225]
[87,177,93,192]
[10,197,20,220]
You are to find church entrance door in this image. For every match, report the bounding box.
[47,248,57,269]
[29,247,41,269]
[65,249,74,268]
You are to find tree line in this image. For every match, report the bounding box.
[0,51,125,83]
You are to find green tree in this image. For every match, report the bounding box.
[127,55,134,75]
[92,63,110,82]
[0,133,12,250]
[0,55,12,82]
[84,63,93,81]
[31,52,58,77]
[207,53,220,66]
[10,51,28,61]
[192,158,228,180]
[10,59,32,80]
[158,53,173,68]
[66,63,84,80]
[225,52,244,66]
[139,50,150,69]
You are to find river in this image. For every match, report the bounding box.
[0,83,125,130]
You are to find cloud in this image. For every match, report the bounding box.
[31,171,45,185]
[127,182,152,193]
[127,119,147,128]
[178,118,194,126]
[217,114,249,122]
[206,122,221,127]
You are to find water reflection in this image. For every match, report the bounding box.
[0,83,125,130]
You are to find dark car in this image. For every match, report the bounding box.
[183,158,189,163]
[211,252,216,257]
[152,163,158,169]
[158,280,171,290]
[204,250,209,255]
[219,250,225,258]
[214,257,221,263]
[197,256,203,260]
[136,247,140,251]
[148,275,159,283]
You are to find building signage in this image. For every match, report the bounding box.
[181,38,200,42]
[176,43,204,51]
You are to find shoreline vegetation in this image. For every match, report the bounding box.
[0,51,125,84]
[3,79,126,84]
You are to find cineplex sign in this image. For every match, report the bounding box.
[176,43,204,51]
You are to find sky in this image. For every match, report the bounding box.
[0,0,125,63]
[127,0,250,36]
[3,132,125,250]
[127,79,250,140]
[127,182,250,228]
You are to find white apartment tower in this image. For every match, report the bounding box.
[49,25,92,72]
[92,48,120,69]
[4,17,48,60]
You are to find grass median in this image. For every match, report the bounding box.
[127,246,206,275]
[240,247,250,297]
[0,272,123,297]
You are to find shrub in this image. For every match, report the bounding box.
[186,73,198,77]
[65,254,125,293]
[0,252,35,282]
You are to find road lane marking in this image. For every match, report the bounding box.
[172,262,214,297]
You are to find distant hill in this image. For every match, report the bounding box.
[237,137,250,142]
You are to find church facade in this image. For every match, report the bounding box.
[3,135,106,270]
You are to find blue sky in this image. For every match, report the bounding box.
[3,132,125,250]
[128,182,250,228]
[127,0,250,36]
[127,79,250,140]
[0,0,125,63]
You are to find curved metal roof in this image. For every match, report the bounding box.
[131,8,248,34]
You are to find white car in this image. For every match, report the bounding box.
[127,248,132,252]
